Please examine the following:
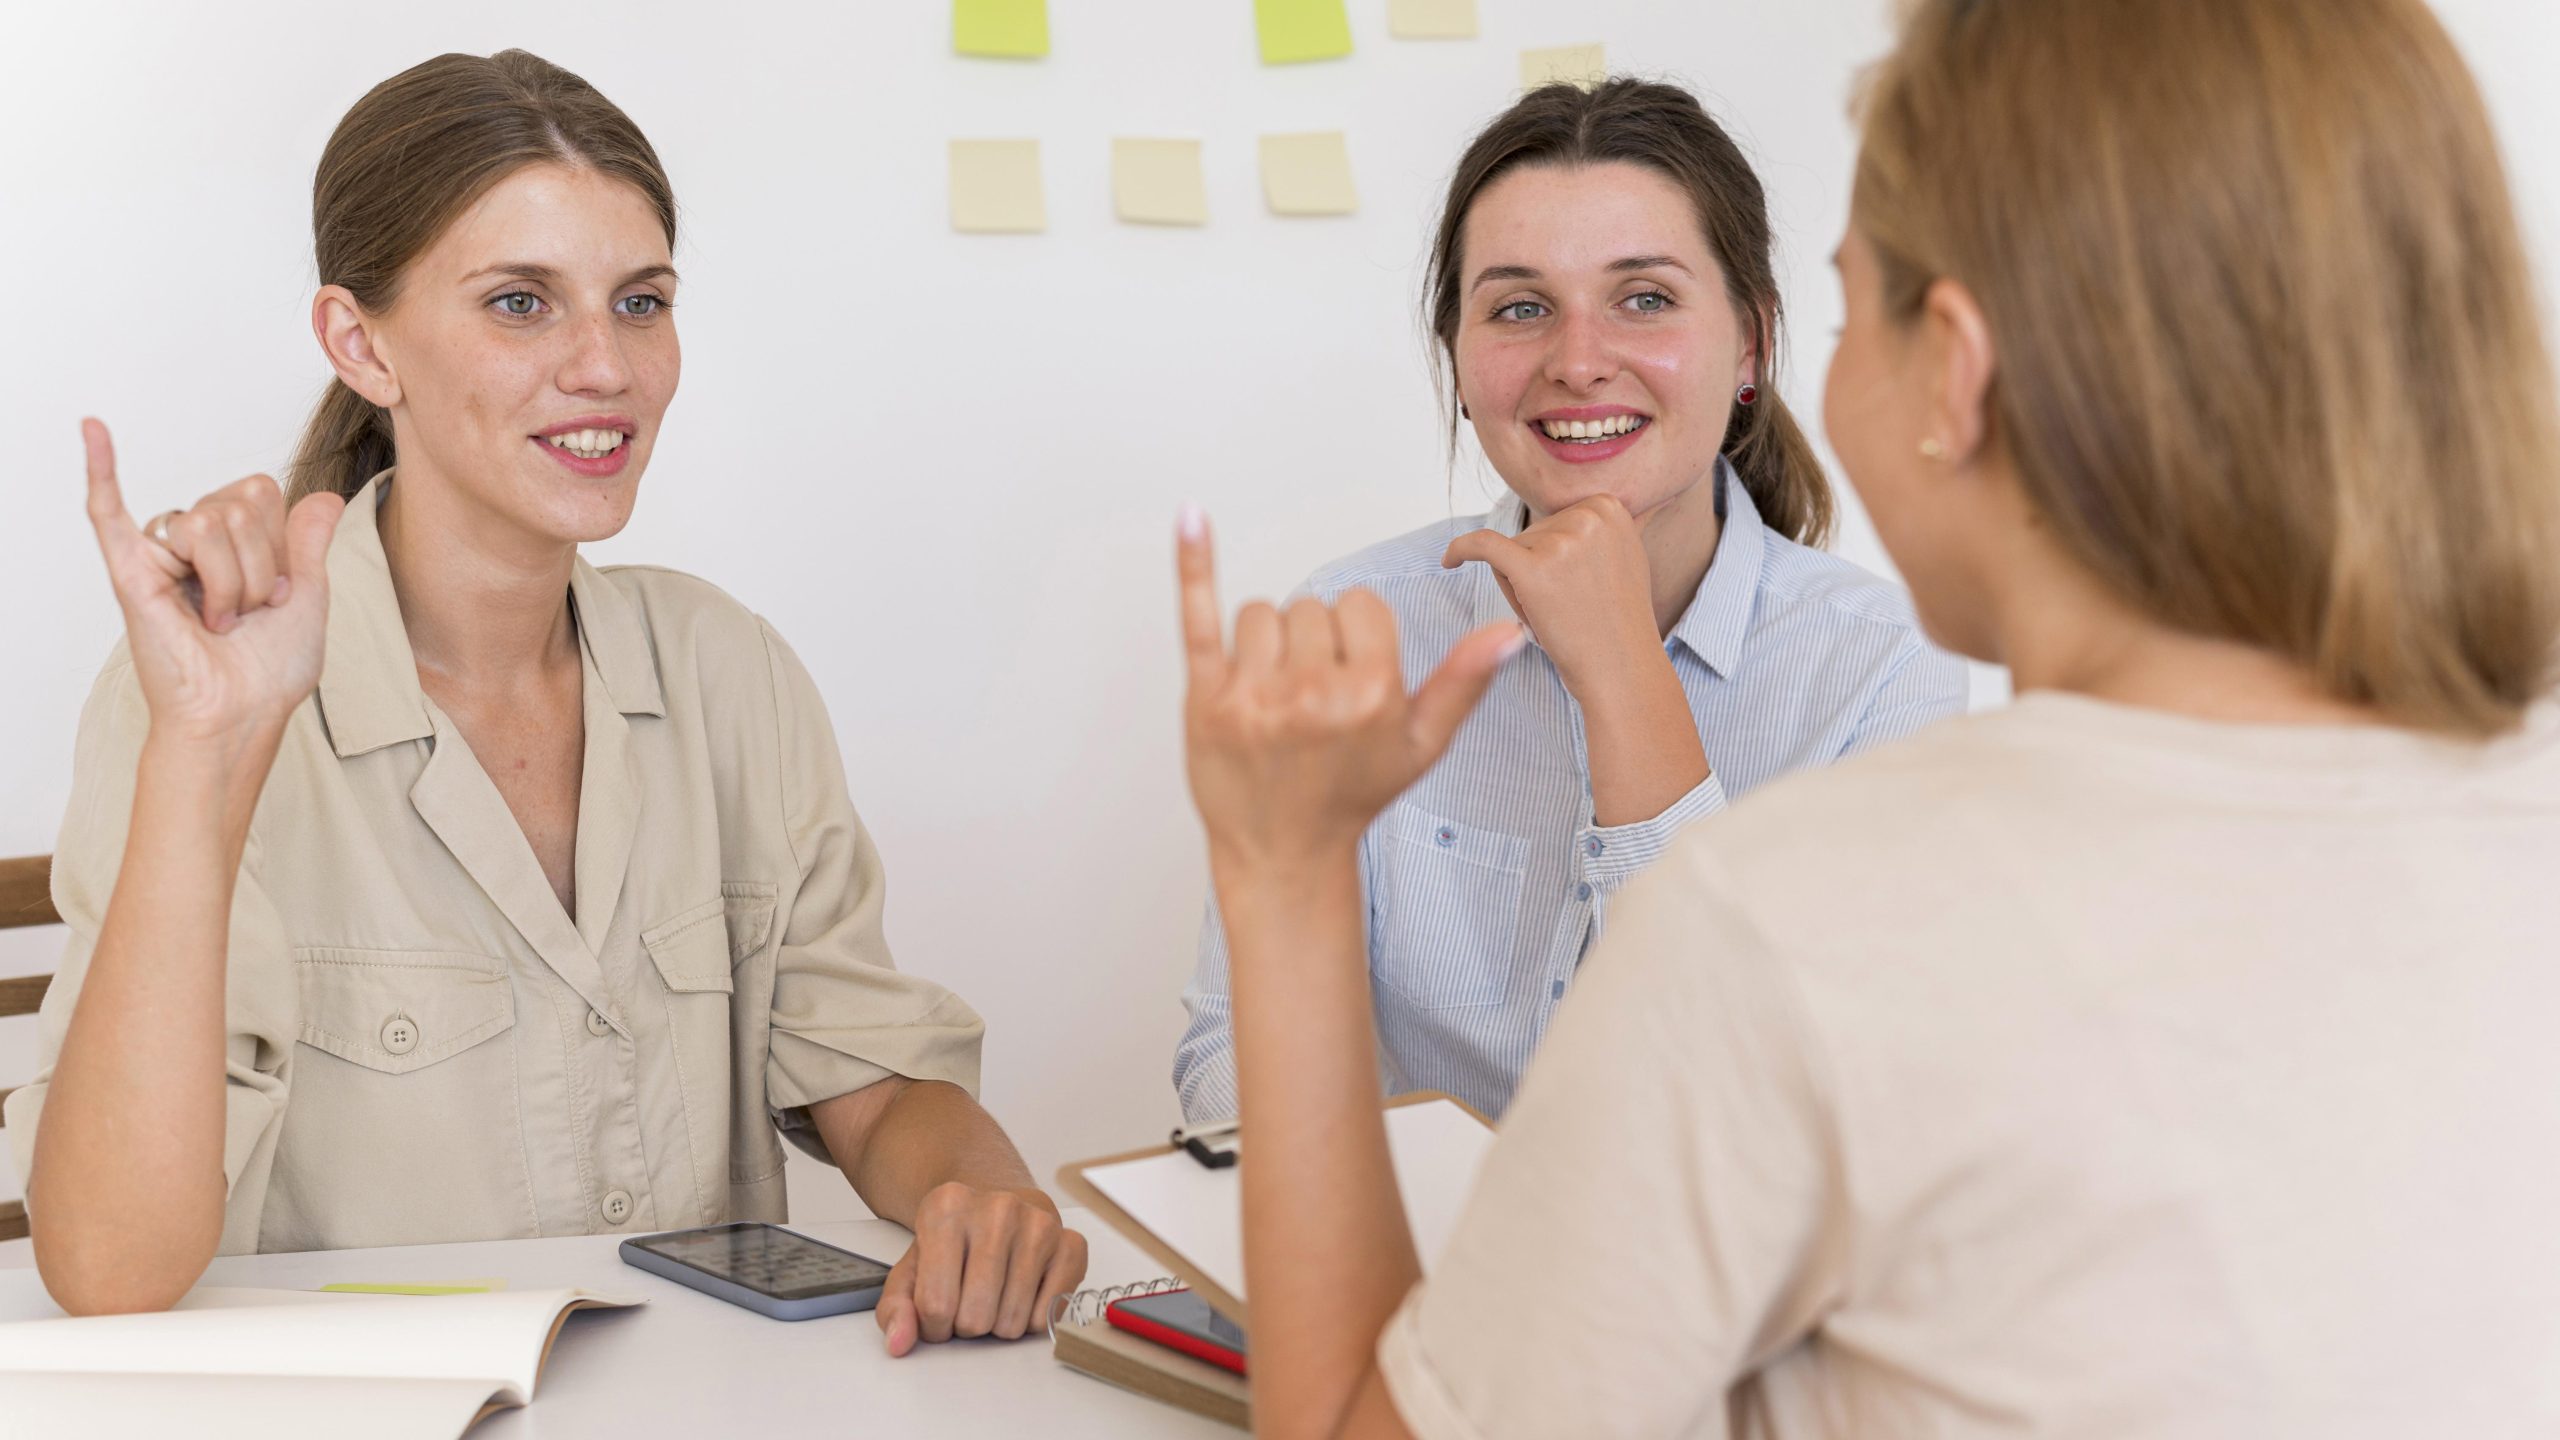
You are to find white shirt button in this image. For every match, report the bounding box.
[380,1015,419,1055]
[586,1009,613,1038]
[602,1189,633,1225]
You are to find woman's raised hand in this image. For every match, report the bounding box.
[1178,506,1523,867]
[81,419,346,749]
[1440,494,1660,698]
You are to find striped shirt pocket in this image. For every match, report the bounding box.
[1370,803,1531,1009]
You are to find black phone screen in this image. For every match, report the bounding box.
[630,1222,892,1300]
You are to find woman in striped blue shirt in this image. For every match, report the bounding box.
[1174,79,1966,1123]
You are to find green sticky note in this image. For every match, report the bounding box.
[319,1282,497,1296]
[1255,0,1352,64]
[955,0,1048,58]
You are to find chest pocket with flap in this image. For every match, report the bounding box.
[293,949,516,1075]
[643,897,739,994]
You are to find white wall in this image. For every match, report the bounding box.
[2,0,2554,1223]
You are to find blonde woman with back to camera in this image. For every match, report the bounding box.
[1174,0,2560,1434]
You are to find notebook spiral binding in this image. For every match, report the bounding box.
[1047,1276,1186,1339]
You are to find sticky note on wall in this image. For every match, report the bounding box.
[1260,132,1358,216]
[1113,139,1209,226]
[954,0,1048,58]
[1389,0,1476,39]
[950,140,1046,233]
[1520,43,1607,91]
[1256,0,1353,63]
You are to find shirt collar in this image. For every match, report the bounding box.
[1669,458,1765,679]
[1465,457,1766,679]
[315,471,666,760]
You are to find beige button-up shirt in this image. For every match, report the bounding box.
[6,475,983,1255]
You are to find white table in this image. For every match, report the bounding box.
[0,1210,1230,1438]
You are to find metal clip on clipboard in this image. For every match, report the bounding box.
[1170,1118,1241,1169]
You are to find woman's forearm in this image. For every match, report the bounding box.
[1577,655,1711,828]
[814,1077,1048,1225]
[31,730,275,1314]
[1219,845,1422,1440]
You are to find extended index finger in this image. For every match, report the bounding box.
[1175,504,1228,688]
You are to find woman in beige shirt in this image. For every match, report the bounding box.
[1176,0,2560,1434]
[12,49,1086,1346]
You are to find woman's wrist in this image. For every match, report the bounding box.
[136,724,286,852]
[1208,838,1363,925]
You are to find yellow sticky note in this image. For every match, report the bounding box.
[949,140,1046,234]
[1255,0,1353,64]
[954,0,1048,58]
[1260,132,1358,216]
[1520,43,1607,91]
[1113,139,1209,226]
[1389,0,1476,40]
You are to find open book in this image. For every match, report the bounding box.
[0,1286,641,1440]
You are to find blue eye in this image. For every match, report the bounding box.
[618,294,668,318]
[493,291,543,317]
[1626,291,1672,314]
[1494,300,1547,322]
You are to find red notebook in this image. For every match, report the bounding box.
[1105,1288,1248,1376]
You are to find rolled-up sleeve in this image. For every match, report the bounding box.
[755,621,983,1156]
[8,656,299,1256]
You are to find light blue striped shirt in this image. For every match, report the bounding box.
[1174,464,1969,1122]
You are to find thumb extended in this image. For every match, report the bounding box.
[283,492,347,591]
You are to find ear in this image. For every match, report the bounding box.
[313,286,401,409]
[1737,303,1772,389]
[1920,278,1997,462]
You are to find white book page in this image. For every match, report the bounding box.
[0,1372,500,1440]
[1083,1099,1494,1304]
[0,1286,640,1396]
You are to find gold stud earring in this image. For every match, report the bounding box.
[1918,437,1948,461]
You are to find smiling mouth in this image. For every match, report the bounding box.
[542,428,629,460]
[1536,415,1650,444]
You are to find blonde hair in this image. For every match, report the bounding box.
[1857,0,2560,734]
[289,50,676,502]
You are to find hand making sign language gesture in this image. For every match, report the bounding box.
[1177,505,1525,871]
[80,418,347,756]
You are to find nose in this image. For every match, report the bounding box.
[556,309,632,398]
[1541,305,1616,394]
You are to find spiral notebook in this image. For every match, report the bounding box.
[1049,1092,1495,1427]
[1047,1280,1249,1430]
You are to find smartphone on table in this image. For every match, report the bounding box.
[620,1221,894,1321]
[1106,1288,1248,1375]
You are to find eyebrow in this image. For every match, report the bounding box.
[460,261,680,287]
[1468,255,1694,292]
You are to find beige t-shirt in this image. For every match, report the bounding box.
[4,475,983,1255]
[1378,693,2560,1438]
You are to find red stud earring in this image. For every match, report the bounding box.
[1736,383,1759,407]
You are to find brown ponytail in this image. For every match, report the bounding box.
[1425,78,1835,547]
[285,49,676,502]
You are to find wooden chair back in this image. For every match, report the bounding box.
[0,853,59,1243]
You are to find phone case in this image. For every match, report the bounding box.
[619,1234,887,1321]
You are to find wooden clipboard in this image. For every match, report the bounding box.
[1056,1090,1493,1327]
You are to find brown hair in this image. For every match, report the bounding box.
[1856,0,2560,734]
[1425,78,1835,547]
[288,50,676,502]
